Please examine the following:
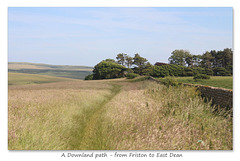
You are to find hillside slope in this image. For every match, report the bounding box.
[8,62,93,80]
[8,72,77,85]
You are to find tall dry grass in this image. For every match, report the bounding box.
[8,79,232,150]
[102,81,232,150]
[8,80,112,150]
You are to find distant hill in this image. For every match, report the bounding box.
[8,72,78,85]
[8,62,93,80]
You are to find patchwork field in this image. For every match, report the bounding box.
[8,62,93,71]
[8,75,232,150]
[8,62,93,80]
[8,72,76,85]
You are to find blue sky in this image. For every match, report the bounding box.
[8,7,232,66]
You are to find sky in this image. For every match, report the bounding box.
[8,7,233,66]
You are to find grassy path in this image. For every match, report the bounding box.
[67,84,121,150]
[9,79,232,150]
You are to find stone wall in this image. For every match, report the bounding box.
[183,83,233,110]
[149,76,233,110]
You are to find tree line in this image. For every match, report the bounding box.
[85,48,233,80]
[168,48,232,69]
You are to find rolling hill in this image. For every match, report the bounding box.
[8,62,93,80]
[8,72,78,85]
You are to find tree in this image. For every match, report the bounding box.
[125,55,133,68]
[85,74,93,80]
[116,53,127,66]
[185,55,193,67]
[105,59,116,63]
[168,49,192,66]
[151,65,169,77]
[213,67,231,76]
[222,48,233,67]
[184,67,194,76]
[92,59,127,80]
[210,50,218,68]
[192,55,202,67]
[133,53,148,75]
[133,53,147,67]
[201,51,213,69]
[142,62,153,75]
[225,65,233,75]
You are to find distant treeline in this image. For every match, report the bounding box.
[155,48,233,77]
[85,48,233,80]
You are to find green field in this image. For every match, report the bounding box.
[8,62,93,80]
[157,76,233,89]
[8,62,93,71]
[8,72,76,85]
[8,75,232,150]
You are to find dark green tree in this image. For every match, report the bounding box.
[192,55,202,67]
[210,48,232,68]
[185,55,193,67]
[222,48,233,67]
[213,67,231,76]
[116,53,127,66]
[142,62,153,76]
[133,53,148,75]
[85,74,93,80]
[125,55,133,68]
[92,59,127,80]
[105,59,116,63]
[201,51,213,69]
[168,49,192,66]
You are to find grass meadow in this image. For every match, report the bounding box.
[8,72,75,85]
[8,74,232,150]
[170,76,233,89]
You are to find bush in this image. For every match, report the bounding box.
[193,74,210,80]
[126,73,139,79]
[85,74,93,80]
[205,68,213,76]
[92,60,127,79]
[184,67,194,76]
[151,65,169,77]
[224,65,233,75]
[160,76,179,87]
[213,67,231,76]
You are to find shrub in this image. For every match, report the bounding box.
[192,67,206,75]
[126,73,139,79]
[85,74,93,80]
[92,60,127,79]
[151,66,169,77]
[205,68,213,76]
[213,67,231,76]
[193,74,210,80]
[224,65,233,75]
[160,76,179,87]
[184,67,194,76]
[151,64,216,78]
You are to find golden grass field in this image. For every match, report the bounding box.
[8,74,232,150]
